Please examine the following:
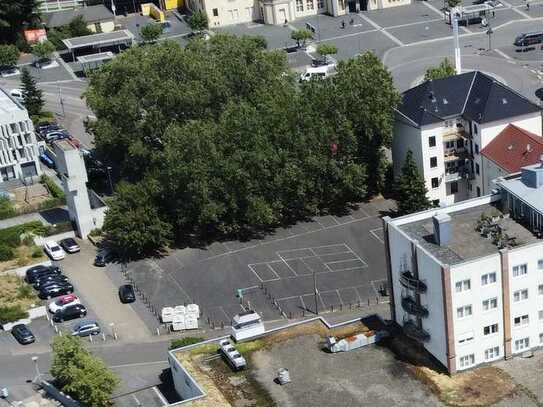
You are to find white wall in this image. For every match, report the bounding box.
[481,157,507,195]
[203,0,260,26]
[450,255,503,370]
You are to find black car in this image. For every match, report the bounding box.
[60,238,80,253]
[52,304,87,323]
[33,274,69,289]
[11,324,35,345]
[39,283,74,299]
[118,284,136,303]
[94,252,108,267]
[25,265,62,284]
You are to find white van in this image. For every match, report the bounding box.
[10,89,23,103]
[300,65,336,82]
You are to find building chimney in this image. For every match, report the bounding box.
[527,143,532,153]
[433,213,452,246]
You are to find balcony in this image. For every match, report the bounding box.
[403,318,430,342]
[442,129,467,142]
[399,271,427,293]
[401,296,429,318]
[443,148,467,162]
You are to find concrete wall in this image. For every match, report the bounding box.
[482,157,508,195]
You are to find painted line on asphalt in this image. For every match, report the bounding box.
[370,227,384,244]
[495,48,513,60]
[421,0,445,17]
[109,360,169,369]
[153,386,169,406]
[511,6,532,19]
[359,14,404,46]
[385,18,442,30]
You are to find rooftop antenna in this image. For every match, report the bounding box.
[452,8,462,74]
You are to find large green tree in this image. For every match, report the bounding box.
[86,36,396,255]
[332,52,400,195]
[394,150,431,216]
[188,11,208,32]
[31,40,56,62]
[424,58,456,81]
[316,43,337,63]
[20,67,43,119]
[140,23,163,43]
[0,0,42,45]
[0,45,20,69]
[51,336,120,407]
[291,29,313,48]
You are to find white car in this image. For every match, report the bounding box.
[48,294,80,313]
[10,89,23,103]
[44,241,66,260]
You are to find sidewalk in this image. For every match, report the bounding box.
[60,240,152,342]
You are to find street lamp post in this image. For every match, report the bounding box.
[486,25,493,51]
[313,272,319,315]
[31,356,40,383]
[106,166,113,195]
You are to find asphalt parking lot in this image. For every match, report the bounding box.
[122,198,394,328]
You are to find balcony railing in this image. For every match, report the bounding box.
[401,296,429,318]
[403,318,430,342]
[399,271,427,293]
[442,129,467,142]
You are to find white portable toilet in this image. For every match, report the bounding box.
[186,304,200,318]
[171,314,186,331]
[185,315,199,330]
[161,307,174,323]
[174,305,186,316]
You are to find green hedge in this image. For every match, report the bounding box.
[0,305,28,324]
[0,244,14,261]
[169,337,204,350]
[0,197,16,220]
[40,175,65,200]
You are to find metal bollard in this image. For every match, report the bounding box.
[50,319,54,327]
[302,310,305,317]
[331,304,334,312]
[54,325,58,333]
[221,321,224,329]
[358,300,361,308]
[367,298,370,306]
[376,297,379,304]
[340,304,343,311]
[102,333,106,341]
[58,330,62,336]
[156,327,160,336]
[288,312,292,319]
[45,312,49,322]
[89,335,93,343]
[207,317,210,325]
[211,321,215,329]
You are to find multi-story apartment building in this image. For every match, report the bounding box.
[393,71,541,207]
[383,161,543,373]
[0,88,41,185]
[185,0,410,27]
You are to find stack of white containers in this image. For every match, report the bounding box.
[163,304,200,331]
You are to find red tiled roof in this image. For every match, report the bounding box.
[480,124,543,173]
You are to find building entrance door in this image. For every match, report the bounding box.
[278,8,287,23]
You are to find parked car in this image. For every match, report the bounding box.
[33,274,69,289]
[39,153,56,169]
[11,324,35,345]
[43,131,69,144]
[44,241,66,260]
[94,252,109,267]
[72,320,100,337]
[9,89,23,103]
[1,67,20,78]
[25,265,61,284]
[39,282,74,299]
[48,294,80,313]
[37,123,60,135]
[118,284,136,303]
[60,238,80,253]
[52,304,87,323]
[35,277,71,291]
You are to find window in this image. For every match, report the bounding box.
[431,177,439,189]
[540,333,543,344]
[513,264,528,277]
[539,284,543,295]
[94,22,102,33]
[429,136,436,147]
[476,186,481,197]
[484,346,500,360]
[455,279,471,293]
[481,272,496,285]
[459,354,475,368]
[473,123,478,135]
[306,0,314,9]
[212,7,218,16]
[475,143,479,154]
[539,310,543,320]
[458,331,474,344]
[456,305,472,318]
[538,259,543,270]
[430,157,437,168]
[450,181,458,194]
[475,163,480,175]
[317,0,325,7]
[515,337,530,351]
[432,199,439,207]
[296,0,303,11]
[482,297,498,311]
[513,289,528,302]
[483,323,498,336]
[514,314,529,327]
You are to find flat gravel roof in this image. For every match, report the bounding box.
[63,30,134,50]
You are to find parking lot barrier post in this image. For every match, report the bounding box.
[367,298,370,306]
[302,310,305,317]
[45,313,49,322]
[54,325,58,333]
[331,305,334,312]
[211,321,215,329]
[221,321,224,329]
[207,317,210,325]
[50,320,54,327]
[102,333,106,341]
[288,312,292,319]
[89,335,93,343]
[58,330,62,336]
[357,300,361,308]
[376,297,379,304]
[156,327,160,336]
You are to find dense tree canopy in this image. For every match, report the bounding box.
[47,16,93,50]
[140,23,163,43]
[20,67,44,119]
[0,45,20,69]
[86,35,398,256]
[424,58,456,81]
[0,0,41,46]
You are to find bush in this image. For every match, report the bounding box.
[31,246,43,258]
[0,305,28,324]
[40,175,65,200]
[38,197,64,211]
[44,221,73,236]
[0,197,15,220]
[17,283,34,300]
[89,228,102,237]
[0,244,14,261]
[0,221,46,248]
[169,337,204,349]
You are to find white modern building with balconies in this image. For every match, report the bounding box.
[383,161,543,373]
[0,88,41,185]
[393,71,541,207]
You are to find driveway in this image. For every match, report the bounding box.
[59,240,151,341]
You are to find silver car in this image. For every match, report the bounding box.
[72,320,100,337]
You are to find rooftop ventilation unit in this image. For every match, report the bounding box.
[433,213,452,246]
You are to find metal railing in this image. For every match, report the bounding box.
[399,271,427,293]
[401,295,429,318]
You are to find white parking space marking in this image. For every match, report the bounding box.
[277,252,299,276]
[336,289,344,306]
[277,248,315,260]
[370,228,385,244]
[310,243,351,255]
[248,263,281,282]
[326,259,366,272]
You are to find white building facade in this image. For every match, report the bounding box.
[393,71,541,207]
[185,0,409,27]
[384,163,543,373]
[0,88,42,185]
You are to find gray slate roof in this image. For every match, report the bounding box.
[42,5,114,28]
[397,71,541,127]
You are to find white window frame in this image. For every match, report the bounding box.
[482,297,498,311]
[455,279,471,293]
[456,305,473,319]
[459,354,475,369]
[483,323,498,336]
[484,346,500,361]
[513,289,528,303]
[513,314,529,328]
[481,272,496,286]
[514,337,530,351]
[513,264,528,277]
